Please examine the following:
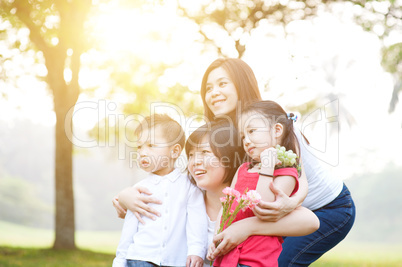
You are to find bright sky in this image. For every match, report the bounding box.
[1,2,401,179]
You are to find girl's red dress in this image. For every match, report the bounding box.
[213,163,299,267]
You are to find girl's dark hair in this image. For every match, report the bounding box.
[185,119,247,186]
[200,58,262,123]
[240,100,301,165]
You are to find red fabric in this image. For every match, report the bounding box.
[273,167,299,196]
[213,163,287,267]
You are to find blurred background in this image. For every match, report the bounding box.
[0,0,402,266]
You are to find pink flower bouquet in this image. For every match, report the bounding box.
[217,187,261,241]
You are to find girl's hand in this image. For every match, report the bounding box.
[112,196,127,219]
[253,182,298,222]
[118,185,162,224]
[208,224,249,260]
[206,242,217,261]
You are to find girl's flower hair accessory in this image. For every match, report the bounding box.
[287,112,298,123]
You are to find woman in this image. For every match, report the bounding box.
[115,58,355,266]
[186,120,319,267]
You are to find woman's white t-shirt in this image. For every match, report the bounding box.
[295,129,343,210]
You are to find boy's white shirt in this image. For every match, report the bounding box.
[113,168,208,267]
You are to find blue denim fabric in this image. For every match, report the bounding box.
[237,264,250,267]
[278,183,356,266]
[127,260,158,267]
[127,260,180,267]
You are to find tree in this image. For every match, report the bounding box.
[0,0,205,249]
[347,0,402,113]
[0,0,92,249]
[177,0,329,58]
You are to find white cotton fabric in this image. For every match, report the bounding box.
[295,128,343,211]
[113,168,208,267]
[204,216,216,267]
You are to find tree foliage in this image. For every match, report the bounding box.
[177,0,330,58]
[350,0,402,113]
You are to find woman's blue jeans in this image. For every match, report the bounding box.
[278,183,356,266]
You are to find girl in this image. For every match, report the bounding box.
[185,120,319,267]
[209,101,301,267]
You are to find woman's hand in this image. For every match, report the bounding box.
[116,185,162,224]
[112,195,127,219]
[253,182,298,222]
[208,223,250,260]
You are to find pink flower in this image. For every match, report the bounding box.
[214,188,262,257]
[246,190,261,203]
[222,187,241,199]
[245,190,261,209]
[222,187,232,195]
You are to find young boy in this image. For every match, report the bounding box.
[113,114,208,267]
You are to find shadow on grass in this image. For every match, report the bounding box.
[0,246,114,267]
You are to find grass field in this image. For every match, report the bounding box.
[1,221,402,266]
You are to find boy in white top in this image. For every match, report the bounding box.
[113,114,208,267]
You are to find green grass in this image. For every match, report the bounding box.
[0,246,112,267]
[0,221,121,253]
[312,242,402,266]
[1,221,402,266]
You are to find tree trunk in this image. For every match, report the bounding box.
[47,48,79,250]
[53,105,76,249]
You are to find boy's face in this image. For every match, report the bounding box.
[136,126,174,176]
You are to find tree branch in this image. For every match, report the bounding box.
[11,1,50,53]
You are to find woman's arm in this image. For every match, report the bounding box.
[112,185,162,223]
[209,206,319,259]
[253,161,308,222]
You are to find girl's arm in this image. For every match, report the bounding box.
[254,160,308,222]
[113,185,162,223]
[209,205,319,260]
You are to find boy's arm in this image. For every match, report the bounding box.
[113,210,139,267]
[186,185,208,261]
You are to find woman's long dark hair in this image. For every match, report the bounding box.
[200,58,262,123]
[185,120,247,186]
[240,101,301,165]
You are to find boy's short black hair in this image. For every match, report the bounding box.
[135,114,185,149]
